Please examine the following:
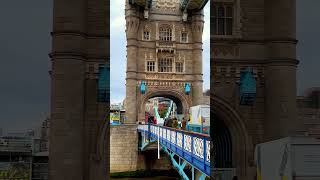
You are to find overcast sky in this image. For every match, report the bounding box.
[296,0,320,95]
[0,0,319,133]
[0,1,52,134]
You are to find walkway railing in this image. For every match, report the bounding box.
[138,124,211,177]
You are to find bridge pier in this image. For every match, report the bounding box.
[110,125,138,172]
[137,150,172,171]
[111,125,173,174]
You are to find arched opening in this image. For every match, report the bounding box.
[139,90,190,123]
[211,95,251,177]
[143,95,184,124]
[212,114,233,168]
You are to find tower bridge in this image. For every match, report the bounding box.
[125,0,208,123]
[48,0,301,179]
[110,0,210,179]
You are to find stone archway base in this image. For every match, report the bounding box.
[211,95,255,179]
[138,89,192,123]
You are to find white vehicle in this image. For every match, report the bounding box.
[188,105,210,134]
[255,136,320,180]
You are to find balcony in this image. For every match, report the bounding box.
[156,41,175,53]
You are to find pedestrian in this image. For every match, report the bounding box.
[172,118,178,128]
[163,118,168,126]
[181,118,187,130]
[153,116,157,124]
[186,117,191,131]
[150,116,155,124]
[148,116,153,124]
[167,118,173,127]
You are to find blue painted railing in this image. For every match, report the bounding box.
[138,124,211,177]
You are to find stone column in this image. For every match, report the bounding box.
[49,0,87,179]
[191,11,204,106]
[125,2,140,124]
[264,0,299,141]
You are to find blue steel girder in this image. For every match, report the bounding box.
[137,124,211,178]
[162,144,209,180]
[147,0,152,8]
[129,0,152,8]
[198,0,209,10]
[180,0,190,12]
[130,0,208,11]
[162,146,190,180]
[140,139,157,151]
[181,0,209,11]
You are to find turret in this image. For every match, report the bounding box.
[191,10,204,105]
[264,0,299,141]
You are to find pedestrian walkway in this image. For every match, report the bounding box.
[138,124,210,180]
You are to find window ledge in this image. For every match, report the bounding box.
[211,33,242,39]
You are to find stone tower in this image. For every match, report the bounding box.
[212,0,298,179]
[125,0,206,124]
[49,0,109,179]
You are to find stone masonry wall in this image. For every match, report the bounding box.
[110,125,138,173]
[137,150,172,170]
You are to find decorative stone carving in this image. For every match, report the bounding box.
[154,0,179,11]
[213,65,265,85]
[212,45,240,58]
[145,73,184,80]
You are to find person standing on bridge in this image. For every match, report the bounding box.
[148,116,153,124]
[181,117,187,130]
[163,118,168,126]
[153,116,157,124]
[167,118,173,127]
[172,117,178,128]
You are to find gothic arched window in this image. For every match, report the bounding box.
[213,3,234,35]
[158,57,173,72]
[181,31,188,43]
[143,30,150,40]
[143,25,151,41]
[159,25,172,41]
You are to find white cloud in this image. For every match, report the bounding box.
[202,3,210,42]
[202,2,210,91]
[203,29,210,43]
[111,96,125,104]
[110,0,126,103]
[111,16,125,28]
[111,1,125,17]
